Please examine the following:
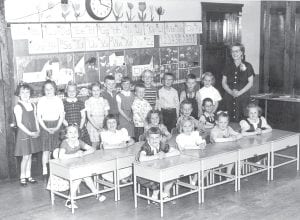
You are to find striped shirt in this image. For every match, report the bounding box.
[144,86,157,108]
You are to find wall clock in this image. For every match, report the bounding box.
[86,0,113,20]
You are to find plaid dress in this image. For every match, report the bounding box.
[63,99,91,145]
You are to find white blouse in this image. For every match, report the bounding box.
[100,128,130,149]
[37,96,64,121]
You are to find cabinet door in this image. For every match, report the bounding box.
[268,6,286,93]
[294,6,300,93]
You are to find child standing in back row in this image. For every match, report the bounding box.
[14,83,41,186]
[37,80,64,176]
[116,77,135,138]
[101,75,119,119]
[180,73,199,119]
[141,69,158,109]
[132,83,152,141]
[63,82,91,145]
[197,72,222,116]
[85,82,110,149]
[158,73,179,132]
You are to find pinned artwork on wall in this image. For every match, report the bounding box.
[98,51,127,83]
[125,48,160,83]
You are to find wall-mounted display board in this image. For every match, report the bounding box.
[10,21,202,97]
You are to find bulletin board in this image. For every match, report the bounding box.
[10,21,202,97]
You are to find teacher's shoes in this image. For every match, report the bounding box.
[20,178,27,187]
[27,177,38,184]
[65,200,78,209]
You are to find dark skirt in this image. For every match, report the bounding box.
[14,131,41,156]
[40,120,60,151]
[223,92,250,122]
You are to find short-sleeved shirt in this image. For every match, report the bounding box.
[197,86,222,105]
[176,131,205,150]
[158,87,179,113]
[37,96,64,121]
[85,97,110,117]
[60,139,85,154]
[132,98,152,127]
[100,128,130,149]
[210,126,239,142]
[240,116,269,132]
[222,61,255,91]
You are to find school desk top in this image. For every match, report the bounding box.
[251,93,300,103]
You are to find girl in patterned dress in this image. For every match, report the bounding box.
[116,77,135,137]
[14,83,41,186]
[85,82,109,149]
[37,80,64,176]
[63,82,91,145]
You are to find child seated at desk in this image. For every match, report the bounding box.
[175,100,203,135]
[210,111,242,174]
[48,125,106,209]
[137,127,180,200]
[176,116,206,185]
[144,110,171,142]
[199,98,216,129]
[240,103,272,164]
[100,114,135,183]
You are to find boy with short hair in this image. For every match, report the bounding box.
[158,72,179,132]
[132,83,152,141]
[179,73,199,119]
[102,75,119,119]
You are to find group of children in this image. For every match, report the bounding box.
[13,69,272,207]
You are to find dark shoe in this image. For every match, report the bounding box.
[20,178,27,187]
[27,177,38,184]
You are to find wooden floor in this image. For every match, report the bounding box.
[1,153,300,220]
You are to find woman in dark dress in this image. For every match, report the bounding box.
[222,43,255,122]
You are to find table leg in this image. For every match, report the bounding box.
[70,180,75,214]
[50,173,54,205]
[237,151,241,191]
[113,170,118,202]
[271,144,274,181]
[201,165,204,203]
[267,152,270,181]
[297,140,299,171]
[198,171,201,204]
[160,181,163,218]
[265,99,268,120]
[133,168,137,208]
[116,160,120,201]
[234,161,238,192]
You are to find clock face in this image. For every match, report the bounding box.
[86,0,113,20]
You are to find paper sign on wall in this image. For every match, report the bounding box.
[11,24,42,40]
[71,23,98,37]
[28,38,58,54]
[42,23,71,38]
[184,22,202,34]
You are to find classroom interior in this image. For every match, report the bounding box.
[0,0,300,219]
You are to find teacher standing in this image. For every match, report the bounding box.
[222,43,255,122]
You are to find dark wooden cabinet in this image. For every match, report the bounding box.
[260,1,300,94]
[260,1,300,132]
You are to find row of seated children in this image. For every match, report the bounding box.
[47,101,272,207]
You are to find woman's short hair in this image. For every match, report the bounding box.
[244,103,262,117]
[15,82,34,96]
[231,42,245,55]
[146,110,163,124]
[201,72,215,85]
[103,114,119,129]
[42,80,58,96]
[179,116,195,133]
